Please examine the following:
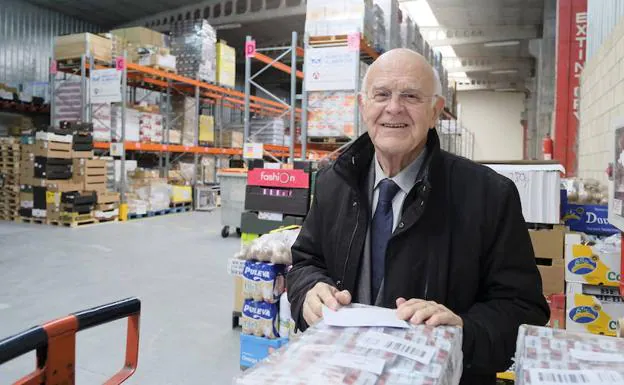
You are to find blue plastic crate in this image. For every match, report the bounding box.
[240,334,288,369]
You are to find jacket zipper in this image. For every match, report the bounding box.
[339,200,360,290]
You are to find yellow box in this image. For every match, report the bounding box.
[566,282,624,336]
[565,233,621,286]
[216,42,236,88]
[171,185,192,203]
[199,115,215,143]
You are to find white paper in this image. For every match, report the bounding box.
[91,69,122,104]
[322,305,409,328]
[528,369,624,385]
[570,349,624,362]
[258,211,284,222]
[357,330,436,365]
[325,352,385,375]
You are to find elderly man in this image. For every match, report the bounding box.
[286,48,549,384]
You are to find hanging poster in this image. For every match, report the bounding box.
[304,46,357,91]
[90,69,122,104]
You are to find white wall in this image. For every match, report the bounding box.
[578,16,624,185]
[456,91,526,161]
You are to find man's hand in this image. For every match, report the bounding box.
[396,298,463,327]
[303,282,352,326]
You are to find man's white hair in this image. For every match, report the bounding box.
[361,57,444,107]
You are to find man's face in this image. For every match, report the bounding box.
[360,54,444,157]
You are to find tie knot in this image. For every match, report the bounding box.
[377,179,400,203]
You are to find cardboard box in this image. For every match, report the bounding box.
[73,159,107,176]
[32,140,72,159]
[529,225,565,260]
[72,150,93,159]
[566,282,624,337]
[138,54,176,71]
[222,131,243,148]
[239,334,288,369]
[565,233,621,286]
[234,276,244,313]
[537,258,565,296]
[171,185,192,203]
[167,129,182,144]
[97,191,120,204]
[54,33,112,62]
[110,27,167,48]
[562,203,619,236]
[199,115,214,143]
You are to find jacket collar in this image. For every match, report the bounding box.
[333,128,442,190]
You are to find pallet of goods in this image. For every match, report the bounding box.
[95,191,120,223]
[0,138,20,221]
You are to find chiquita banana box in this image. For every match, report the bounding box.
[565,233,621,286]
[566,282,624,336]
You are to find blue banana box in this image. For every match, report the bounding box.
[562,203,619,236]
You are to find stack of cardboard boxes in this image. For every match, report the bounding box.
[110,27,174,72]
[19,121,119,226]
[564,232,622,336]
[0,138,20,221]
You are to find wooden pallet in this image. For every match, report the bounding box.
[308,136,352,145]
[144,64,176,74]
[18,216,47,225]
[95,216,119,224]
[57,57,112,69]
[170,201,192,208]
[49,218,97,228]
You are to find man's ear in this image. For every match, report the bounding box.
[358,92,364,108]
[431,96,446,126]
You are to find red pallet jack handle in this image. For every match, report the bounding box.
[0,297,141,385]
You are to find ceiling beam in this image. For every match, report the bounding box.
[420,25,539,47]
[443,56,533,73]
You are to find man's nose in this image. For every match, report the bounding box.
[384,94,404,114]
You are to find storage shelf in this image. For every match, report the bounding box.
[93,141,331,159]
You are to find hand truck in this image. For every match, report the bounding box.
[0,297,141,385]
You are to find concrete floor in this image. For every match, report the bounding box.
[0,210,243,384]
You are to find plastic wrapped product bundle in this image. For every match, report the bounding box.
[515,324,624,385]
[237,228,301,265]
[242,261,285,303]
[235,314,463,385]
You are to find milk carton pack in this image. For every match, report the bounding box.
[565,233,621,286]
[242,261,285,303]
[242,299,279,339]
[565,282,624,337]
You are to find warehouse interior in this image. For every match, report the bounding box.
[1,0,624,384]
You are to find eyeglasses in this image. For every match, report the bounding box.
[367,90,437,106]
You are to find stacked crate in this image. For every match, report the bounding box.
[27,130,77,221]
[94,191,120,222]
[0,138,20,221]
[72,159,107,195]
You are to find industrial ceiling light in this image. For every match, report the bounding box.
[215,23,242,30]
[484,40,520,47]
[494,88,519,92]
[490,69,519,74]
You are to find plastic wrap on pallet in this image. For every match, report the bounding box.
[236,228,300,265]
[127,171,171,212]
[171,96,196,146]
[250,117,287,146]
[171,20,216,83]
[305,0,375,44]
[515,324,624,385]
[374,0,401,50]
[235,314,463,385]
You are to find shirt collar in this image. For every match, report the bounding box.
[373,149,427,194]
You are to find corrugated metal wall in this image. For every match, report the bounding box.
[587,0,624,60]
[0,0,100,86]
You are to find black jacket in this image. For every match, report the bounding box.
[287,129,550,385]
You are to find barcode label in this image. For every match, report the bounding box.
[357,331,436,364]
[528,369,624,385]
[613,199,623,216]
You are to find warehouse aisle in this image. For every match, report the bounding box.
[0,211,242,384]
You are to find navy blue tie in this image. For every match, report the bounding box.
[371,178,401,300]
